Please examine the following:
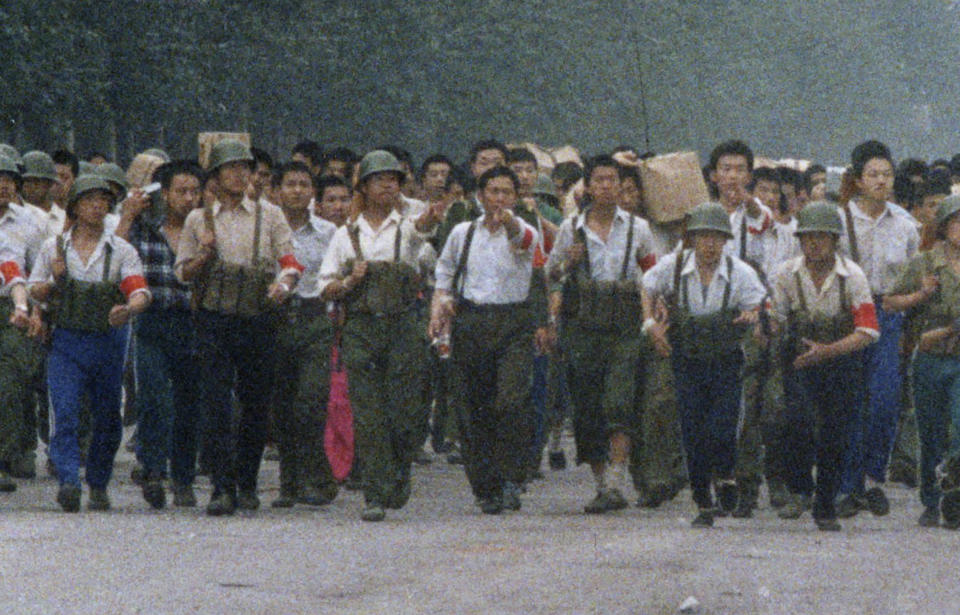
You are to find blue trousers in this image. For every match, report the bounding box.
[527,353,548,469]
[841,306,902,493]
[672,353,743,509]
[912,352,960,509]
[48,326,129,489]
[134,309,202,485]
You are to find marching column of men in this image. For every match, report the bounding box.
[4,134,960,532]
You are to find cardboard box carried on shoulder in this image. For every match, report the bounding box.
[638,151,709,223]
[198,132,251,169]
[126,153,166,189]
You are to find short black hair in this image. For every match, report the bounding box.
[51,149,79,178]
[476,165,519,192]
[620,165,642,190]
[251,147,274,170]
[750,166,780,189]
[777,167,805,193]
[583,154,622,186]
[898,158,927,178]
[468,139,507,165]
[322,146,359,165]
[86,151,109,162]
[893,169,917,208]
[709,140,754,172]
[551,161,583,193]
[505,147,538,167]
[418,154,454,182]
[291,140,324,167]
[917,169,952,199]
[444,165,468,193]
[316,173,351,199]
[850,140,893,178]
[156,160,204,190]
[271,161,314,188]
[803,164,826,185]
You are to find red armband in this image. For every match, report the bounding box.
[119,275,148,299]
[0,261,23,285]
[278,254,305,273]
[638,252,657,272]
[852,302,879,332]
[519,228,534,251]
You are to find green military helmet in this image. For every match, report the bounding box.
[78,160,96,177]
[0,144,22,167]
[95,162,129,191]
[357,149,405,183]
[795,201,843,236]
[935,194,960,232]
[66,174,116,210]
[533,173,557,199]
[21,151,58,182]
[0,154,21,179]
[207,138,253,172]
[685,201,733,238]
[142,147,170,162]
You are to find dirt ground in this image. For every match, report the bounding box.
[0,432,956,615]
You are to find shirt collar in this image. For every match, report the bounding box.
[356,208,402,234]
[574,206,630,231]
[680,250,730,280]
[212,196,256,216]
[850,199,892,221]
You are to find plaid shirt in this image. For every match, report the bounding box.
[129,215,190,311]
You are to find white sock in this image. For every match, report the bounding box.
[604,463,627,493]
[593,466,606,492]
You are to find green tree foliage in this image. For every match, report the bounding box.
[2,0,959,165]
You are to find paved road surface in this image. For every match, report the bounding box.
[0,431,955,614]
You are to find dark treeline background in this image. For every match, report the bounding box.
[2,0,959,166]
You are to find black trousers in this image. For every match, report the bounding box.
[195,310,279,496]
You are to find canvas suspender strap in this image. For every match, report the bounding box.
[739,214,747,261]
[348,224,363,261]
[794,271,807,312]
[191,205,217,311]
[251,201,262,265]
[348,219,402,264]
[682,254,731,311]
[57,235,112,281]
[393,224,402,262]
[843,204,860,263]
[721,256,732,311]
[795,266,849,314]
[576,224,590,278]
[671,247,686,311]
[451,221,477,301]
[620,215,635,281]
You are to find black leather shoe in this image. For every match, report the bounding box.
[691,509,714,528]
[206,492,236,516]
[88,488,111,511]
[863,486,890,516]
[479,497,503,515]
[57,484,81,513]
[237,490,260,511]
[815,517,842,531]
[142,474,166,510]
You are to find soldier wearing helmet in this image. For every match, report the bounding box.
[20,151,67,238]
[768,201,878,531]
[175,138,303,517]
[29,175,152,513]
[885,194,960,529]
[318,149,436,522]
[642,201,766,527]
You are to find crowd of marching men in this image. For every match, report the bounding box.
[2,135,960,531]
